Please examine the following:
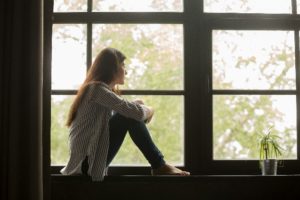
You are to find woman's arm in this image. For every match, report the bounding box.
[133,99,154,123]
[88,84,151,121]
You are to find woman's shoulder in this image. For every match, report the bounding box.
[84,81,117,101]
[86,81,111,91]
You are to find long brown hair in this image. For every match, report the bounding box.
[66,47,126,127]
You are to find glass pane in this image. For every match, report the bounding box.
[204,0,291,13]
[213,30,295,90]
[52,24,87,90]
[93,0,183,12]
[92,24,183,90]
[111,95,184,166]
[51,95,184,166]
[213,95,296,160]
[51,95,75,164]
[54,0,87,12]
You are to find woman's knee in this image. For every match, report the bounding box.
[111,113,142,124]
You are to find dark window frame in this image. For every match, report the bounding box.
[45,0,300,176]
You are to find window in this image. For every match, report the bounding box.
[46,0,300,175]
[213,30,296,160]
[49,0,185,172]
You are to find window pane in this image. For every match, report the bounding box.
[213,95,296,160]
[92,24,183,90]
[51,95,184,166]
[111,95,184,166]
[93,0,183,12]
[54,0,87,12]
[204,0,291,13]
[52,24,87,90]
[51,95,75,164]
[213,30,295,90]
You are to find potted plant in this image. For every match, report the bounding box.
[259,127,283,175]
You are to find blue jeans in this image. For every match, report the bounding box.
[106,113,166,169]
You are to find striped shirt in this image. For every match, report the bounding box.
[60,82,150,181]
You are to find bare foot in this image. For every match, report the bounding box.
[151,164,190,176]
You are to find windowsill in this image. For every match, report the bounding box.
[52,173,300,182]
[51,174,300,199]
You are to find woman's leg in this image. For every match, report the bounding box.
[107,113,165,169]
[106,113,128,166]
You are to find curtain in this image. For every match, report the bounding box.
[0,0,44,200]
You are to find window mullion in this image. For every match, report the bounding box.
[292,0,297,14]
[183,0,208,174]
[295,29,300,160]
[88,0,92,12]
[87,23,92,71]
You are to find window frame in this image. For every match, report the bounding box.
[202,1,300,174]
[45,0,300,176]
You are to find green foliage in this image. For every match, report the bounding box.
[111,96,183,165]
[213,95,279,159]
[92,24,183,90]
[259,127,283,160]
[213,30,296,160]
[51,96,74,164]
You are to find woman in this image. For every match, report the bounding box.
[61,47,190,181]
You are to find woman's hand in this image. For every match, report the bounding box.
[133,99,154,123]
[144,106,154,124]
[134,99,144,105]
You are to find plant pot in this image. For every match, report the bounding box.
[260,159,278,175]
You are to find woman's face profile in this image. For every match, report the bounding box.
[113,61,127,85]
